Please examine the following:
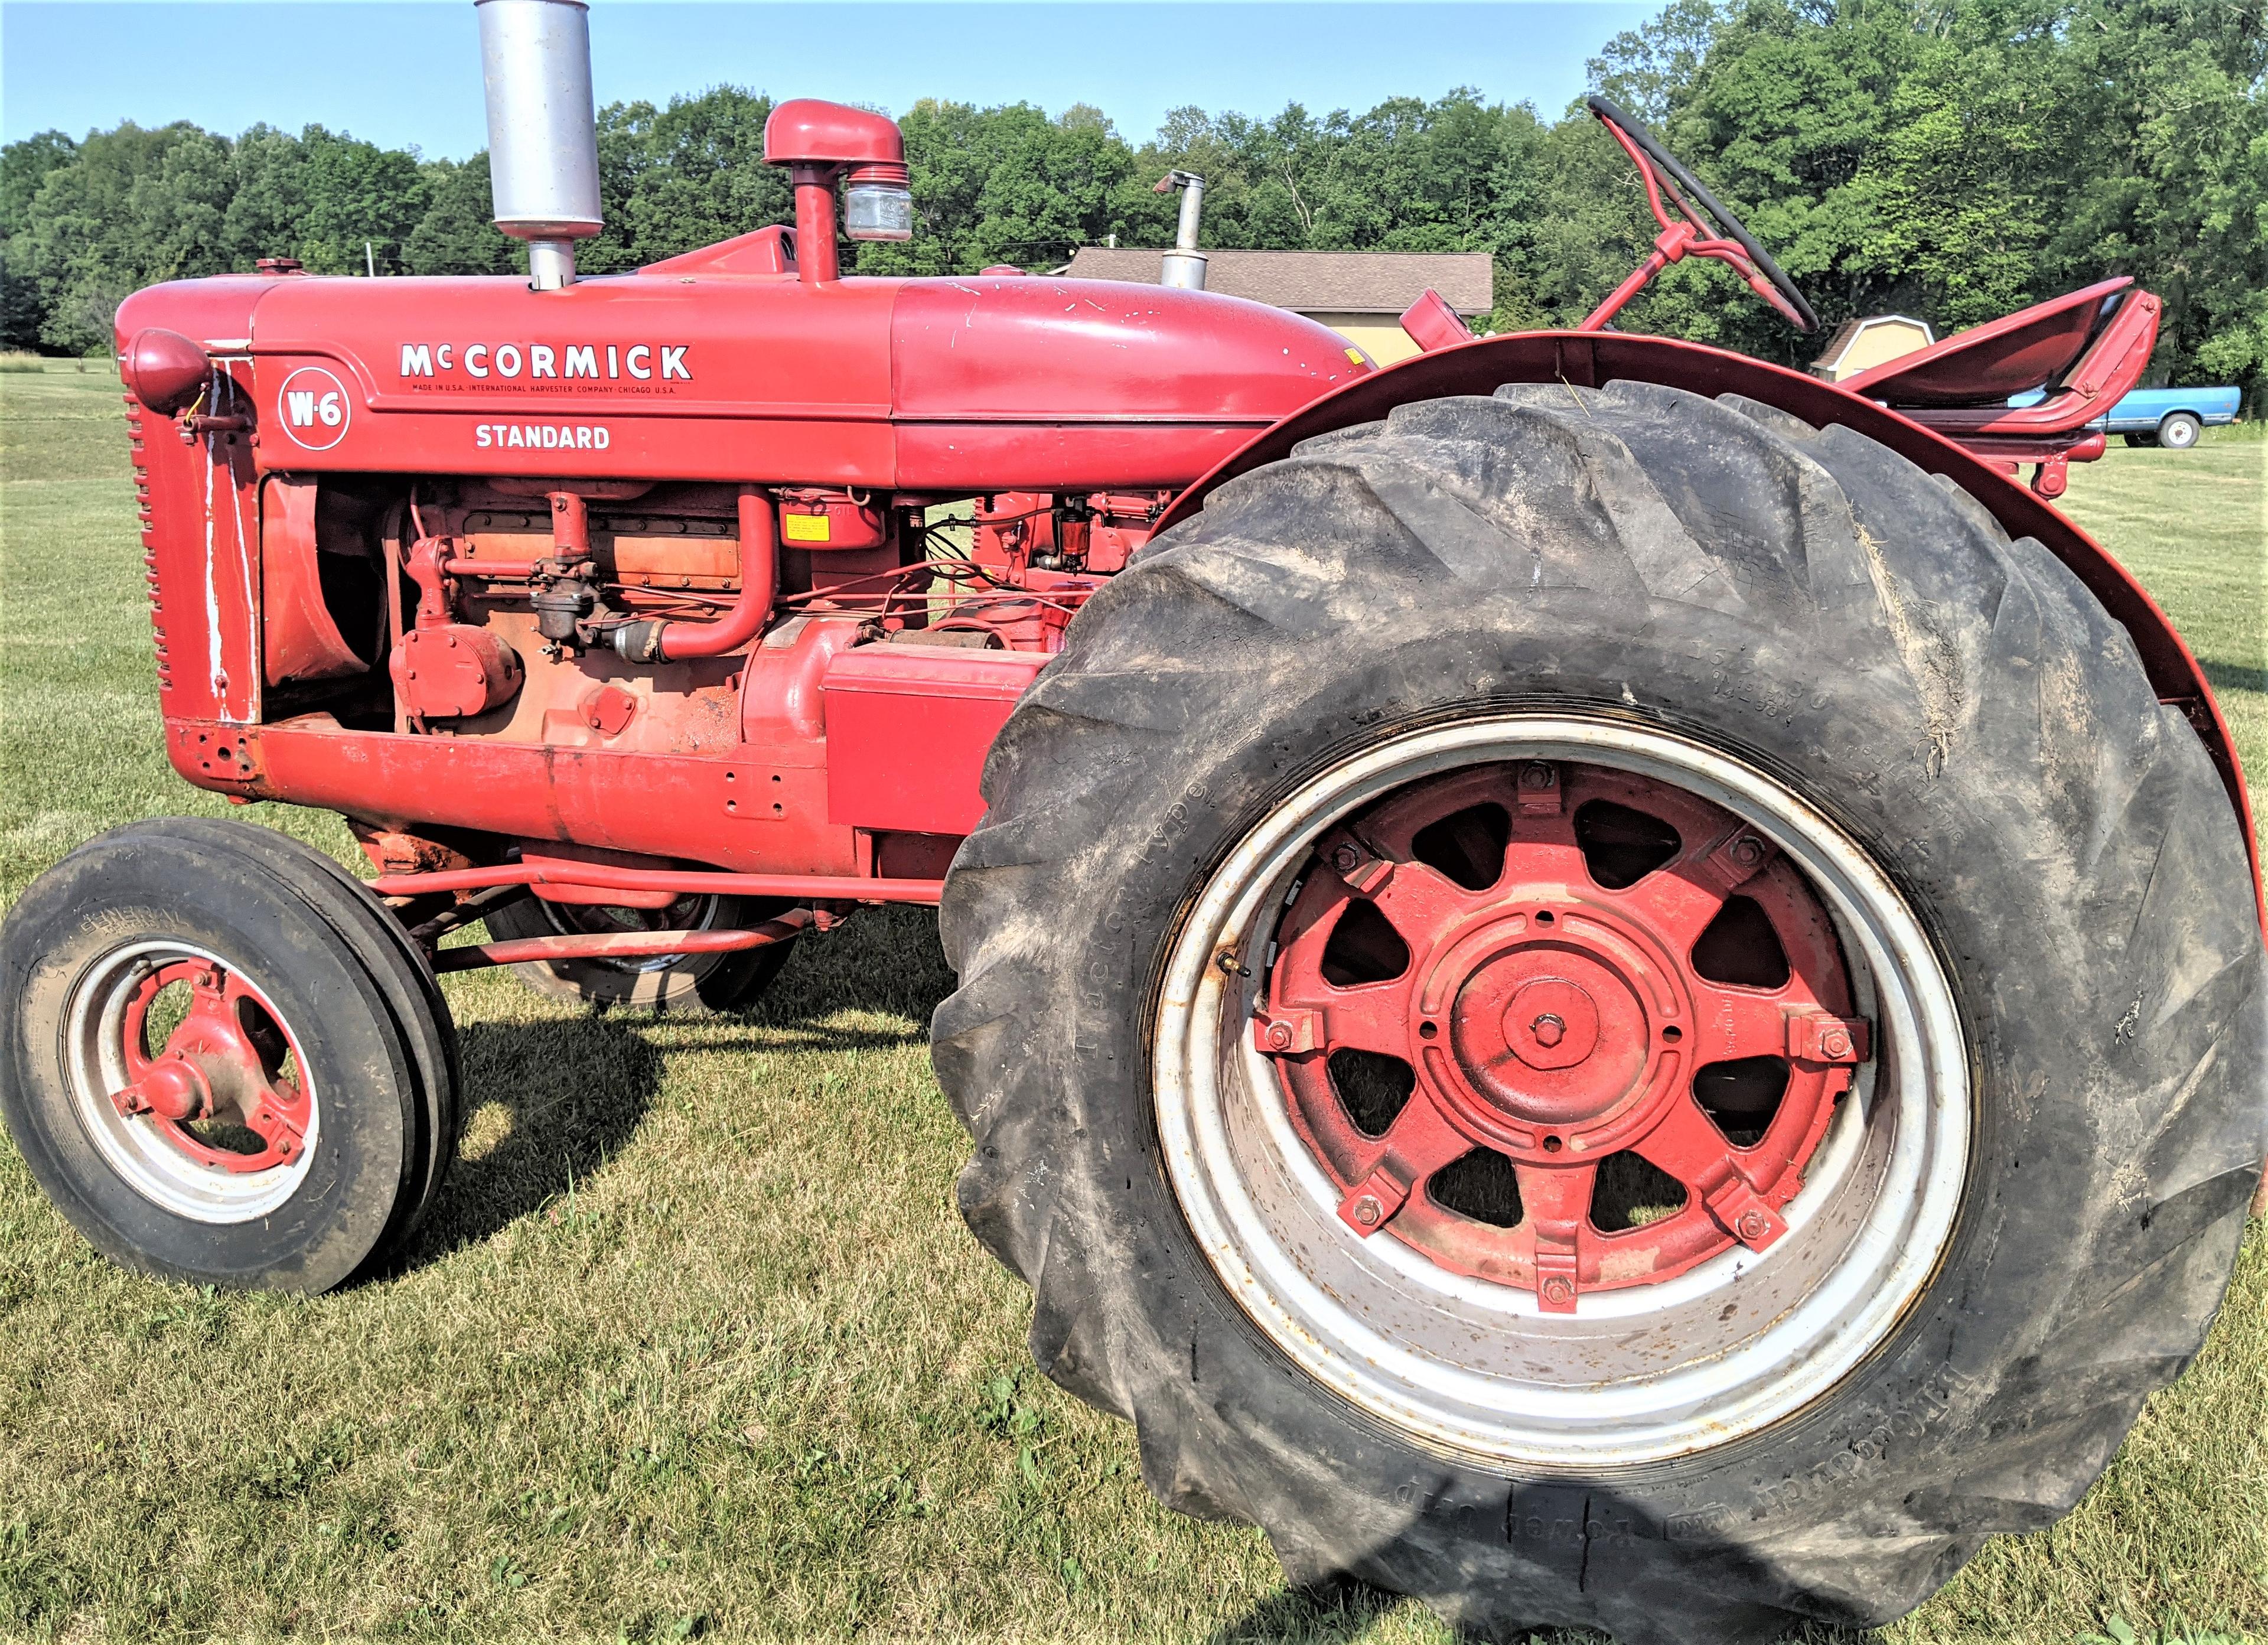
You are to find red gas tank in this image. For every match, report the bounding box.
[885,272,1370,489]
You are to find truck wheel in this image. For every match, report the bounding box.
[1,819,458,1292]
[482,892,797,1013]
[2156,411,2202,450]
[933,382,2266,1643]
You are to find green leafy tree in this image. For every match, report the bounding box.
[585,87,789,272]
[2044,0,2268,393]
[402,157,517,276]
[17,122,233,351]
[288,126,431,274]
[1,130,80,347]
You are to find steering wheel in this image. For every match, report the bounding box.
[1585,93,1820,334]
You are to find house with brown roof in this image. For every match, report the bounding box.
[1064,247,1495,364]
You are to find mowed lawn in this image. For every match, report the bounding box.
[1,358,2262,1645]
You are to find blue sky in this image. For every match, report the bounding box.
[4,2,1654,158]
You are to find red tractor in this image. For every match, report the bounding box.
[4,5,2262,1639]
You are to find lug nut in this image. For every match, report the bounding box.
[1821,1028,1852,1060]
[1540,1276,1574,1306]
[1531,1012,1566,1048]
[1520,762,1555,789]
[1265,1022,1294,1052]
[1730,835,1766,867]
[1330,843,1361,875]
[1736,1209,1771,1243]
[1351,1195,1383,1227]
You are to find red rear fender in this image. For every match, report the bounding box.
[1158,330,2262,934]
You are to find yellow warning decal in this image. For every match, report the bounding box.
[781,512,831,543]
[1345,347,1367,364]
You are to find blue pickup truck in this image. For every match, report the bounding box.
[2093,385,2243,449]
[2008,384,2241,448]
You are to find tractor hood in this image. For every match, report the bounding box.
[116,263,1373,493]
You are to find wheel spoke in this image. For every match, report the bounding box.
[1319,980,1415,1057]
[1688,985,1795,1063]
[1631,1092,1788,1252]
[1497,795,1592,889]
[1630,1090,1741,1192]
[1501,838,1595,890]
[241,1080,309,1156]
[1513,1160,1597,1251]
[1337,1087,1470,1236]
[1516,1160,1597,1312]
[1615,864,1732,955]
[1359,858,1475,949]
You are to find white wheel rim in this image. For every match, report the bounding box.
[63,939,321,1223]
[1152,715,1970,1467]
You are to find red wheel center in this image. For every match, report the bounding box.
[1504,978,1598,1067]
[110,960,310,1172]
[1257,758,1875,1311]
[1448,942,1647,1129]
[1423,903,1675,1146]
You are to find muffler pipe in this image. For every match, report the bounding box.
[476,0,602,289]
[1155,170,1208,291]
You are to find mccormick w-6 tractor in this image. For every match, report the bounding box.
[4,4,2262,1639]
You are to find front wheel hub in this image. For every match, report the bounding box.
[66,943,320,1221]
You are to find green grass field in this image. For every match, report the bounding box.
[1,359,2263,1644]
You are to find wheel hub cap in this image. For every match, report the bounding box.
[1441,912,1657,1131]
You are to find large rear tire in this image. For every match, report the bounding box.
[932,382,2266,1642]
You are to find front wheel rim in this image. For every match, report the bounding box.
[63,940,321,1223]
[1152,715,1970,1468]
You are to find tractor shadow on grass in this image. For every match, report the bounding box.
[1205,1580,1443,1644]
[401,1009,668,1266]
[395,904,954,1269]
[738,901,957,1044]
[2198,657,2266,703]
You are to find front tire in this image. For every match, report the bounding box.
[933,382,2265,1642]
[1,820,459,1292]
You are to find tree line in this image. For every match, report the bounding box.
[3,0,2260,397]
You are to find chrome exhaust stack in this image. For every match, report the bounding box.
[1155,170,1208,291]
[476,0,602,289]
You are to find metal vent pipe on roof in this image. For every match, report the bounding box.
[477,0,603,290]
[1155,170,1207,291]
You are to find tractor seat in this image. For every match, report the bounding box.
[1842,276,2133,409]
